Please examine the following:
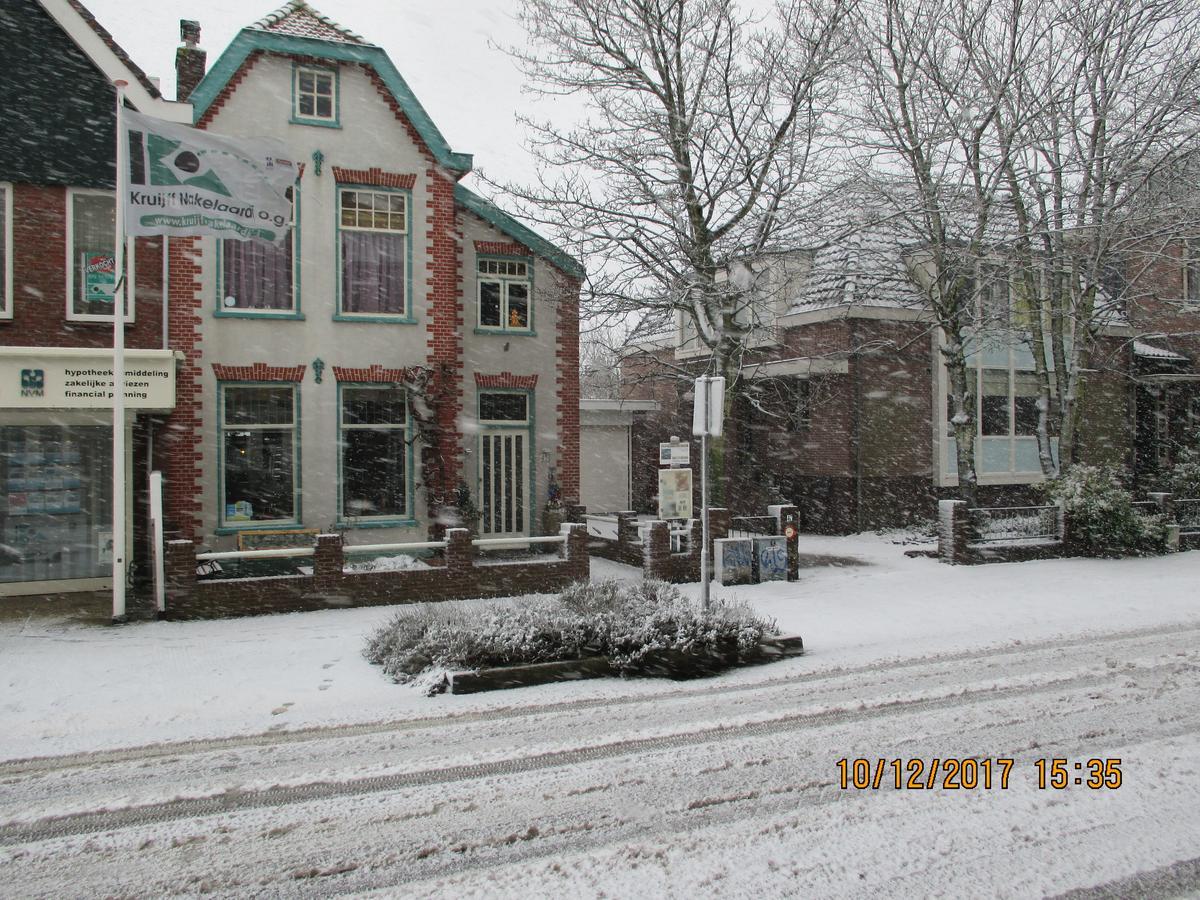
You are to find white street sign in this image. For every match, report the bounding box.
[692,375,725,437]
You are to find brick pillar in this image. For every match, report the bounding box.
[643,520,670,581]
[776,504,801,581]
[312,534,343,594]
[938,500,971,565]
[162,236,204,541]
[164,539,197,610]
[562,522,589,581]
[445,527,473,575]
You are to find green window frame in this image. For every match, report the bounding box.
[0,183,11,319]
[476,256,533,334]
[218,383,300,530]
[216,184,301,318]
[292,64,339,127]
[337,383,413,526]
[335,186,413,322]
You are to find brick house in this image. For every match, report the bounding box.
[161,1,583,554]
[1125,240,1200,482]
[0,0,191,596]
[622,218,1135,533]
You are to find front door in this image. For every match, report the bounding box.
[479,430,528,537]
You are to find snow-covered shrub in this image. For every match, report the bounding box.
[1167,433,1200,499]
[1044,465,1166,557]
[363,580,778,688]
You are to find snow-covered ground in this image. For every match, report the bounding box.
[3,534,1200,897]
[2,532,1199,761]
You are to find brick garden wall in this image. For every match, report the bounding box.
[163,524,589,620]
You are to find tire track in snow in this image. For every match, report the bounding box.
[0,661,1165,847]
[4,618,1198,778]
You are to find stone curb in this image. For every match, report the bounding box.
[445,634,804,695]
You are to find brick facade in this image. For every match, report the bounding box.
[475,372,539,390]
[555,276,582,503]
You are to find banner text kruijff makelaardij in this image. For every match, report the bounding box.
[122,110,297,245]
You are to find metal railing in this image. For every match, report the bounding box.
[1176,498,1200,532]
[969,505,1061,544]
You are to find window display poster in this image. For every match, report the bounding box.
[657,468,693,520]
[82,251,117,304]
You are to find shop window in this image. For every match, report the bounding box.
[0,424,111,584]
[220,186,297,314]
[220,385,297,526]
[67,190,134,322]
[338,188,408,317]
[477,258,532,332]
[0,183,10,318]
[293,66,337,124]
[339,385,409,521]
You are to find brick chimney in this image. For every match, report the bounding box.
[175,20,206,102]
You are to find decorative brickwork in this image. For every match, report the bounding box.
[161,237,204,541]
[474,241,531,257]
[196,51,263,129]
[555,276,583,503]
[424,166,464,508]
[332,364,418,383]
[474,372,539,390]
[331,167,417,189]
[211,362,306,382]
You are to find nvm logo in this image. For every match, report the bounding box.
[20,369,44,398]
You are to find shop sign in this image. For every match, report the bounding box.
[0,349,176,410]
[657,468,693,520]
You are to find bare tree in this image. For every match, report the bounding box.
[845,0,1022,503]
[983,0,1200,474]
[499,0,852,495]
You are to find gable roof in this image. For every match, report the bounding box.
[191,8,472,173]
[34,0,190,120]
[251,1,366,45]
[455,184,585,279]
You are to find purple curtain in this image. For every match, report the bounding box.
[342,231,405,314]
[223,239,292,310]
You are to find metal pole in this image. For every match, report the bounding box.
[112,80,128,621]
[700,376,710,611]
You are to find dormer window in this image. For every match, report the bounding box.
[293,65,337,126]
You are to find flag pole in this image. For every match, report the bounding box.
[112,80,128,621]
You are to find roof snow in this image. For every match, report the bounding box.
[251,1,368,45]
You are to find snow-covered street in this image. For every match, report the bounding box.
[3,535,1200,897]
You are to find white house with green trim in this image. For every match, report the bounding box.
[161,1,584,552]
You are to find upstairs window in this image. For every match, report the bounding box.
[477,258,532,332]
[294,66,337,124]
[338,188,409,318]
[1185,241,1200,304]
[220,186,297,314]
[67,190,134,322]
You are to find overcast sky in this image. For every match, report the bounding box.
[82,0,556,196]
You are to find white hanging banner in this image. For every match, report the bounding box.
[122,109,296,244]
[691,375,725,437]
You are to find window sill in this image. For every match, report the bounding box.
[214,309,306,320]
[289,116,341,129]
[337,517,419,530]
[474,327,537,337]
[333,313,417,324]
[215,521,302,535]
